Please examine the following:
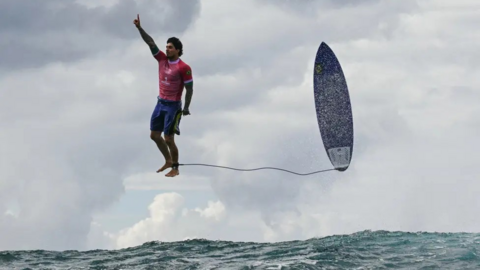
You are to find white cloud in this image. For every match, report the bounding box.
[114,192,227,248]
[195,200,226,222]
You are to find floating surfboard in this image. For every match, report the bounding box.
[178,42,354,176]
[313,42,354,171]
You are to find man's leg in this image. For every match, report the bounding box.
[164,134,179,177]
[150,131,173,172]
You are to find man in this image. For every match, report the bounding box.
[133,14,194,177]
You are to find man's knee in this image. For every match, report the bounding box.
[150,131,163,141]
[164,134,175,146]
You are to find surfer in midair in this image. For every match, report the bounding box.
[133,14,194,177]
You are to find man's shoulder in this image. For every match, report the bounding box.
[177,59,193,84]
[178,59,192,69]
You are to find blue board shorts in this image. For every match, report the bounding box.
[150,97,182,135]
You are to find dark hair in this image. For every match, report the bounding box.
[167,37,183,57]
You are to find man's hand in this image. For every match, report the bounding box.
[182,109,191,116]
[134,14,156,48]
[133,14,141,28]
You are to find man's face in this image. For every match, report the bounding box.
[165,43,178,58]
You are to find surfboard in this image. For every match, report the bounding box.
[313,42,354,171]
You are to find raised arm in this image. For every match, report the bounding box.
[133,14,155,48]
[133,14,165,58]
[138,27,156,48]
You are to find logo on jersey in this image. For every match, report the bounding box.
[162,76,170,85]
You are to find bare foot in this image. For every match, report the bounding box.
[157,161,173,173]
[165,167,179,177]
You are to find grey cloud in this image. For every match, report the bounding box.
[0,66,154,250]
[2,0,479,250]
[0,124,129,250]
[187,0,419,94]
[256,0,415,16]
[0,0,200,70]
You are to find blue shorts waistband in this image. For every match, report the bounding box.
[157,97,181,105]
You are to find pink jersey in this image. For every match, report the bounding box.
[153,50,193,101]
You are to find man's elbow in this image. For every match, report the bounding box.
[147,41,156,48]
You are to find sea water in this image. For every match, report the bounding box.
[1,230,480,269]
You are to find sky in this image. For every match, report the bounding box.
[1,0,479,251]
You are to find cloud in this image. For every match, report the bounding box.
[123,171,211,191]
[114,192,227,248]
[0,0,201,251]
[1,0,480,252]
[0,0,200,70]
[178,0,480,242]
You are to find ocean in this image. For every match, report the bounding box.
[1,230,479,269]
